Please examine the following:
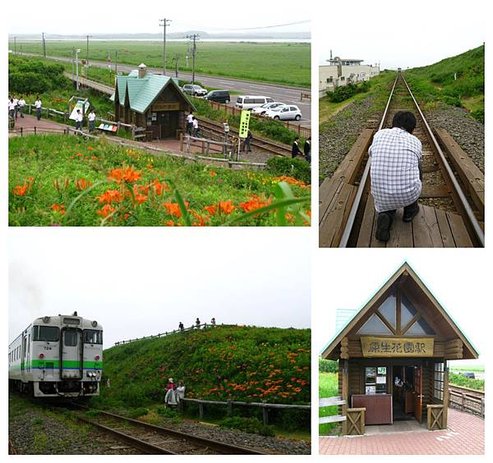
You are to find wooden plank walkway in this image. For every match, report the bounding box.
[357,196,473,248]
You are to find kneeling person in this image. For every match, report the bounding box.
[369,111,422,242]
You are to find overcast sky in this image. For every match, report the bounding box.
[315,0,486,69]
[8,228,311,347]
[313,251,490,367]
[5,0,309,36]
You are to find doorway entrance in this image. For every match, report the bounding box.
[392,365,422,422]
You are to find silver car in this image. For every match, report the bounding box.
[182,84,208,96]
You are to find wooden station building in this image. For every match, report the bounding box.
[321,263,478,432]
[112,64,194,140]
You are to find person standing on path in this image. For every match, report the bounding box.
[303,136,311,164]
[17,96,26,118]
[291,136,303,158]
[34,96,42,121]
[88,109,96,133]
[75,109,84,132]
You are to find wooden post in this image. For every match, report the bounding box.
[227,400,233,417]
[443,361,449,428]
[341,359,349,435]
[262,406,269,426]
[198,402,204,420]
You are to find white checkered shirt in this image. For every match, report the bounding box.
[369,127,422,213]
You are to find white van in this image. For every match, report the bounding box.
[235,95,274,110]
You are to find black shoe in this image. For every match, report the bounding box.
[403,204,419,222]
[376,213,392,242]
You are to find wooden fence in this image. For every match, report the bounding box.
[449,384,485,418]
[181,397,310,426]
[319,396,365,435]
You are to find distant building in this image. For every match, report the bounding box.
[319,52,380,97]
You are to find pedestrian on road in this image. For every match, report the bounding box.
[88,108,96,133]
[291,136,303,158]
[369,110,423,242]
[195,317,201,329]
[34,96,42,121]
[178,321,184,331]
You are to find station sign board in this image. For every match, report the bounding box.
[360,336,434,357]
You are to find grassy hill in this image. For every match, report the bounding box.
[405,45,484,122]
[9,135,310,226]
[97,325,310,409]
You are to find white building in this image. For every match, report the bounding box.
[319,55,380,97]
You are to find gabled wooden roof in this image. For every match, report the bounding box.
[321,262,478,360]
[111,70,194,114]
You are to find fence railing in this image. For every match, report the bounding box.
[319,396,365,435]
[182,397,310,426]
[114,323,226,346]
[449,384,485,418]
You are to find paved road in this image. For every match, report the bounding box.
[19,53,311,127]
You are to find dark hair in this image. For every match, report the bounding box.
[392,111,416,134]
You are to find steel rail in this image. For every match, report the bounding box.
[79,408,266,455]
[76,415,176,454]
[338,74,399,247]
[338,72,484,247]
[401,76,484,247]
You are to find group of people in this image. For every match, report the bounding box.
[164,378,186,407]
[8,95,31,121]
[186,111,200,137]
[291,136,311,163]
[178,317,216,331]
[74,108,97,133]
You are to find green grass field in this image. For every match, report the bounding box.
[319,372,340,436]
[11,40,310,87]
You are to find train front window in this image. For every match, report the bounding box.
[83,330,103,344]
[32,325,60,342]
[63,330,78,346]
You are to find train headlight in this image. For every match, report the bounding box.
[42,316,50,323]
[91,321,98,327]
[38,353,45,359]
[95,355,100,361]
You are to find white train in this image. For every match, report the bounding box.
[8,312,103,398]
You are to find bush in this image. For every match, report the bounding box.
[319,359,338,373]
[219,416,274,437]
[127,407,149,419]
[266,156,311,184]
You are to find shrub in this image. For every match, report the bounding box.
[127,407,149,419]
[319,359,338,373]
[219,416,275,437]
[266,156,311,184]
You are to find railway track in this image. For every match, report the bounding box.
[75,408,267,455]
[319,72,484,248]
[196,117,291,157]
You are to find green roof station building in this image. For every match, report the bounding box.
[113,64,194,140]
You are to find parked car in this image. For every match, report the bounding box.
[251,101,285,116]
[265,104,302,121]
[182,84,208,96]
[462,372,476,379]
[235,95,274,110]
[204,90,231,104]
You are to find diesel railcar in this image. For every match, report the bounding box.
[8,312,103,398]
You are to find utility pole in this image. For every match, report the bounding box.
[42,32,46,57]
[86,35,92,77]
[159,18,171,75]
[75,48,81,91]
[186,34,199,84]
[13,36,16,54]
